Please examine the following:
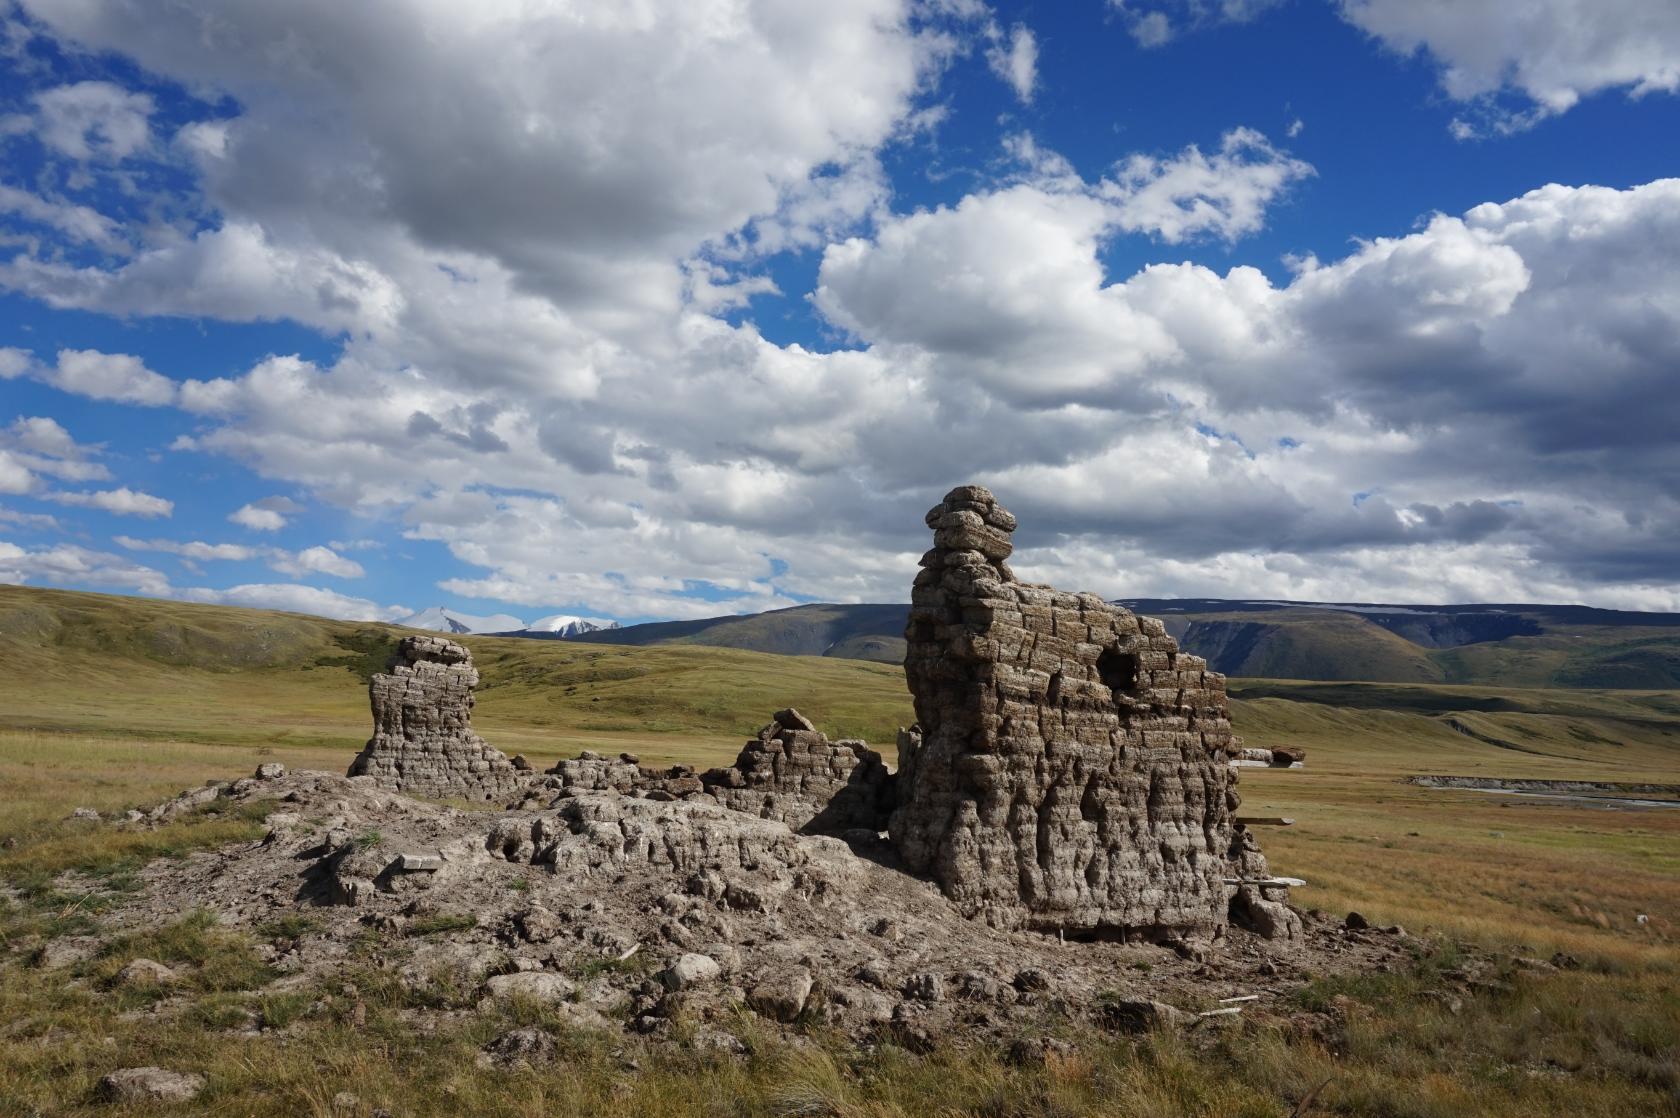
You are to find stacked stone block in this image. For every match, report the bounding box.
[889,485,1268,941]
[348,635,521,801]
[704,708,894,834]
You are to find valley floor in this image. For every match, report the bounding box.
[0,612,1675,1114]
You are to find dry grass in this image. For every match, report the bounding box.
[0,931,1673,1116]
[0,586,1677,1114]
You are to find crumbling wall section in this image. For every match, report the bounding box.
[543,709,893,836]
[703,708,894,834]
[348,634,521,801]
[889,485,1258,942]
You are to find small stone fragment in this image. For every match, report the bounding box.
[748,967,814,1022]
[902,971,944,1002]
[484,972,575,1002]
[1007,1036,1075,1066]
[660,953,722,991]
[1012,967,1050,993]
[512,906,564,944]
[115,958,177,987]
[1098,997,1189,1033]
[772,708,816,732]
[97,1067,205,1104]
[397,852,443,871]
[478,1026,557,1069]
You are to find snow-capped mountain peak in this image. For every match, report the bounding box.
[524,614,621,637]
[395,606,528,635]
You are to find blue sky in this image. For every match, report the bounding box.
[2,0,1679,624]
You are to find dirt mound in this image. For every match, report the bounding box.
[81,763,1413,1048]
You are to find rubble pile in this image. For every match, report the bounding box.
[702,707,894,834]
[54,485,1330,1048]
[88,761,1390,1048]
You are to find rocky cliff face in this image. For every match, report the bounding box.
[347,634,521,801]
[890,485,1252,944]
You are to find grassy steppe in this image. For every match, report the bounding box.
[0,585,1676,1115]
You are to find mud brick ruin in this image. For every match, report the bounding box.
[348,634,521,800]
[349,485,1294,946]
[892,485,1277,943]
[703,708,894,834]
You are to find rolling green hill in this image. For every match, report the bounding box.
[549,598,1680,689]
[1173,609,1446,682]
[1131,599,1680,688]
[3,584,1677,784]
[0,585,914,761]
[518,602,911,664]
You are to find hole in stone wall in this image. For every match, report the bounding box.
[1096,646,1140,700]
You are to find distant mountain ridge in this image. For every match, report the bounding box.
[396,605,619,638]
[542,603,911,664]
[395,605,528,635]
[533,598,1680,688]
[519,614,622,638]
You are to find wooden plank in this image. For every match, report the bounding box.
[1198,1007,1243,1018]
[1219,995,1260,1004]
[1223,876,1307,888]
[1232,816,1295,827]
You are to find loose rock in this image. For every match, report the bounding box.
[660,953,722,991]
[115,958,177,987]
[484,972,575,1002]
[97,1067,205,1104]
[748,967,814,1023]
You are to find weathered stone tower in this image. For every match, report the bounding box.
[889,485,1251,942]
[348,634,521,801]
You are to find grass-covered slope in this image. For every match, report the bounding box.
[1141,601,1680,689]
[546,602,911,664]
[1178,610,1447,683]
[0,585,914,764]
[5,584,1678,785]
[521,596,1680,689]
[1,585,1677,1116]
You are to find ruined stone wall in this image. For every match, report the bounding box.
[541,709,893,836]
[704,708,894,835]
[348,635,521,801]
[889,485,1245,941]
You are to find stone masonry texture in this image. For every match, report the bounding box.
[889,484,1255,942]
[348,634,521,801]
[702,707,894,835]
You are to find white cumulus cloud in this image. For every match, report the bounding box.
[986,23,1039,104]
[31,80,153,161]
[267,545,364,580]
[177,583,403,621]
[1338,0,1680,133]
[48,487,172,518]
